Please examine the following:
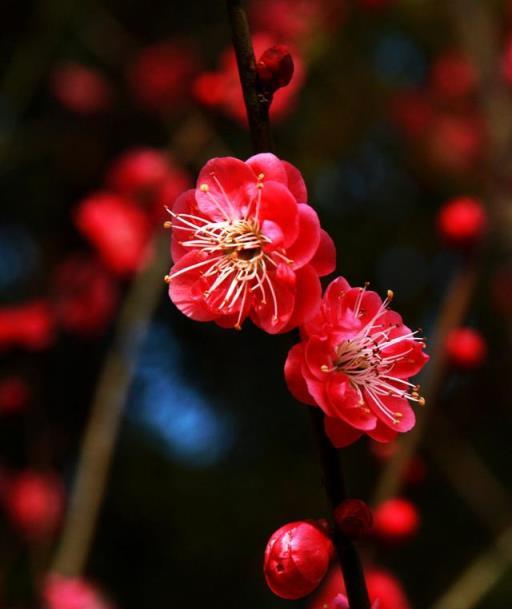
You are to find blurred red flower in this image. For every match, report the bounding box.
[44,575,113,609]
[437,196,487,248]
[127,40,199,113]
[7,471,64,539]
[430,51,478,101]
[310,566,411,609]
[0,376,30,414]
[445,327,487,369]
[106,148,191,221]
[166,154,335,333]
[285,277,428,447]
[50,63,113,115]
[264,520,333,599]
[373,497,420,544]
[74,192,152,275]
[52,255,119,337]
[250,0,345,44]
[0,301,55,351]
[193,33,305,124]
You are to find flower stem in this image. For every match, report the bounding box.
[225,2,371,607]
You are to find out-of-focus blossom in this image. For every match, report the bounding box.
[334,499,373,539]
[373,497,420,544]
[285,277,428,447]
[0,301,55,351]
[6,471,64,539]
[430,51,478,101]
[105,148,191,221]
[426,113,483,174]
[310,567,411,609]
[250,0,345,45]
[127,40,199,113]
[264,520,333,599]
[74,192,152,275]
[445,327,486,369]
[390,90,433,138]
[43,574,113,609]
[0,376,30,414]
[166,154,335,333]
[50,63,113,115]
[193,34,305,124]
[52,255,119,337]
[437,196,487,248]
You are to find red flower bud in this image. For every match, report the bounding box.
[0,301,55,351]
[430,52,478,101]
[106,148,169,201]
[44,574,113,609]
[373,498,419,544]
[445,327,486,369]
[256,45,294,92]
[437,196,487,248]
[334,499,373,539]
[264,520,333,599]
[7,471,64,539]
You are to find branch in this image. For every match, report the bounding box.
[225,2,370,607]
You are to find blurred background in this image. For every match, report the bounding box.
[0,0,511,608]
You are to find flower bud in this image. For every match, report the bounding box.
[44,574,113,609]
[0,376,30,414]
[50,63,112,115]
[334,499,373,539]
[445,327,486,369]
[437,196,487,248]
[106,148,169,201]
[256,45,294,92]
[373,498,419,544]
[264,520,333,599]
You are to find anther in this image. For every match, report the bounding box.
[163,220,172,229]
[257,173,265,180]
[200,184,209,192]
[164,275,171,284]
[387,289,394,300]
[320,365,331,372]
[418,397,426,407]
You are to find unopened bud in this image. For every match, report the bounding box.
[256,45,294,92]
[334,498,373,539]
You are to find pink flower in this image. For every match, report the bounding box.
[285,277,428,446]
[74,192,152,275]
[193,34,305,124]
[166,154,335,333]
[44,575,113,609]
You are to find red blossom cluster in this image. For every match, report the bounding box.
[390,49,485,175]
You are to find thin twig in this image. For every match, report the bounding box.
[226,0,272,152]
[51,235,169,575]
[225,2,370,607]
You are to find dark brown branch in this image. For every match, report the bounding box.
[225,2,370,607]
[226,0,273,152]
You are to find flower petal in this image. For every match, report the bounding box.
[279,264,321,333]
[324,416,363,447]
[196,157,256,220]
[309,229,336,276]
[170,189,198,262]
[258,182,299,247]
[284,343,316,405]
[365,393,416,433]
[246,153,288,184]
[282,160,307,203]
[286,205,321,270]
